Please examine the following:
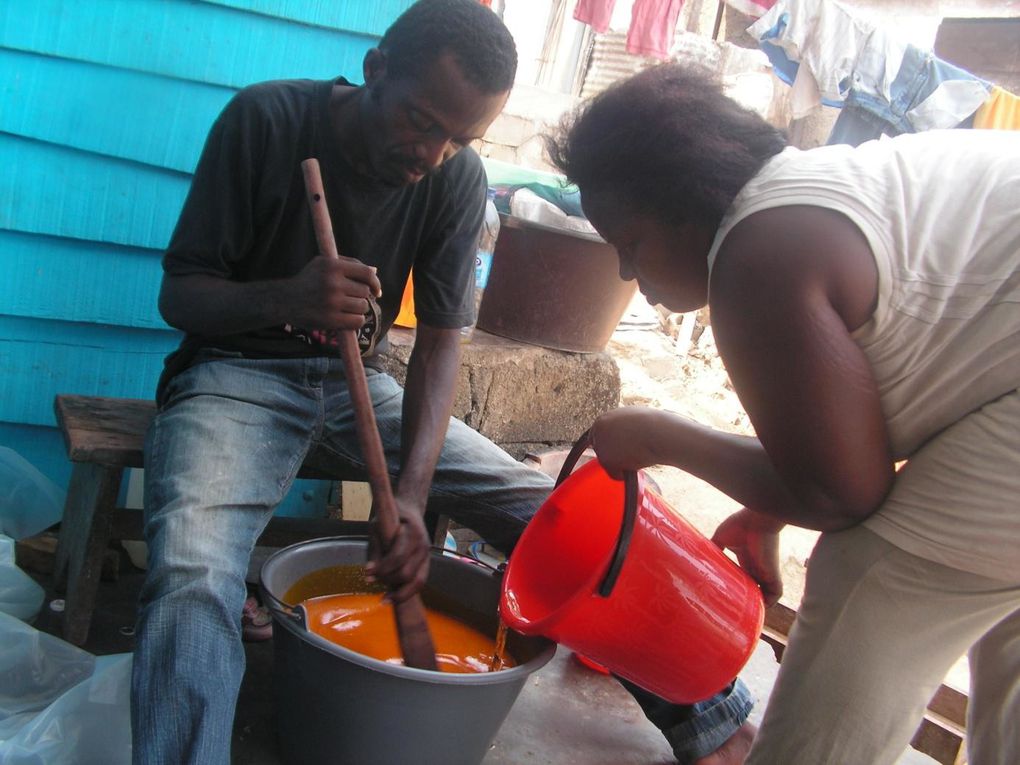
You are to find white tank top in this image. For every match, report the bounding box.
[707,130,1020,579]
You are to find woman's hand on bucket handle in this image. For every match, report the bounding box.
[711,508,784,607]
[590,407,667,479]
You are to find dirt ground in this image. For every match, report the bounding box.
[607,293,819,610]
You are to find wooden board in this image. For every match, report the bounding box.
[54,393,366,481]
[55,395,159,468]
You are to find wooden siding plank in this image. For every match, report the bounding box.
[0,0,412,516]
[0,231,165,330]
[0,317,179,427]
[0,0,376,91]
[0,134,190,250]
[201,0,415,36]
[0,48,231,174]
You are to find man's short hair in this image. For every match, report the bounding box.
[379,0,517,94]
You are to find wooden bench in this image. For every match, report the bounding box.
[52,394,447,646]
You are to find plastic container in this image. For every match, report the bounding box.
[393,270,416,329]
[476,214,637,353]
[499,436,764,704]
[260,537,554,765]
[508,188,595,237]
[461,190,500,343]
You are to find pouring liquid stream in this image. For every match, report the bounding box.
[490,619,510,672]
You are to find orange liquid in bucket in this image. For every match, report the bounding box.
[283,563,376,603]
[500,460,764,703]
[283,565,514,674]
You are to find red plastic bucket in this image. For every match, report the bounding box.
[500,433,764,703]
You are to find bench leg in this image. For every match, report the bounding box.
[54,463,122,646]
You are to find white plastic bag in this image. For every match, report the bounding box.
[0,449,65,623]
[509,188,599,238]
[0,614,132,764]
[0,452,132,764]
[0,449,64,541]
[0,538,44,622]
[0,612,96,721]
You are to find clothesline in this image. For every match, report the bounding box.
[573,0,686,59]
[750,0,1018,139]
[569,0,1018,134]
[572,0,776,60]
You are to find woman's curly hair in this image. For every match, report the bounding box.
[547,64,787,229]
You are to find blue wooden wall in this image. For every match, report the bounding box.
[0,0,415,515]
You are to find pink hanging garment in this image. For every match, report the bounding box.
[626,0,686,59]
[574,0,618,34]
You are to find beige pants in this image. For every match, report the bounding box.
[746,526,1020,765]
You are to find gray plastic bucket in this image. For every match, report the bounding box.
[259,536,555,765]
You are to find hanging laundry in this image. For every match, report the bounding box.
[973,86,1020,130]
[750,0,990,143]
[828,45,991,145]
[724,0,776,20]
[750,0,876,113]
[626,0,686,59]
[574,0,686,60]
[574,0,617,33]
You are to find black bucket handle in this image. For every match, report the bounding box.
[437,546,504,576]
[263,583,306,627]
[555,429,638,598]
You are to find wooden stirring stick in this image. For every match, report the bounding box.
[301,158,439,671]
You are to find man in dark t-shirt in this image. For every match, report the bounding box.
[133,2,754,763]
[157,73,490,381]
[132,3,557,763]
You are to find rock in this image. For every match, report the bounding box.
[379,328,621,458]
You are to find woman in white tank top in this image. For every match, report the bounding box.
[547,64,1019,765]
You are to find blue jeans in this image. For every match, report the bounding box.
[131,352,750,764]
[827,44,990,146]
[622,678,754,763]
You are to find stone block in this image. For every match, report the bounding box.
[482,112,537,150]
[378,328,620,458]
